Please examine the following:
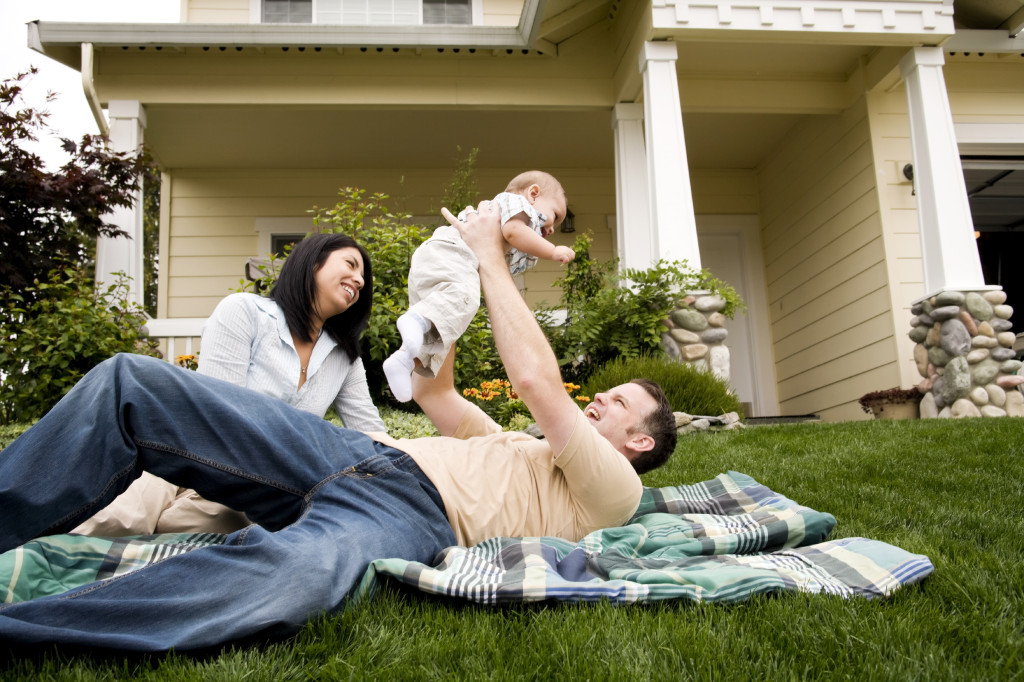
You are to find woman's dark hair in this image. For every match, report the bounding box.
[269,233,373,361]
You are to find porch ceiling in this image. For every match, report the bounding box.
[951,0,1024,32]
[142,106,799,171]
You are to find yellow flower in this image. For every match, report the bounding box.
[176,354,198,371]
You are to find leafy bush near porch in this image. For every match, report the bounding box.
[541,233,743,386]
[581,354,742,417]
[0,264,159,425]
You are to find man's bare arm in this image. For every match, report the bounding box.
[442,203,579,455]
[412,346,469,437]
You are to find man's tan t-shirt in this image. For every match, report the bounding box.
[370,404,643,547]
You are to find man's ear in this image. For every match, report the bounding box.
[625,432,654,457]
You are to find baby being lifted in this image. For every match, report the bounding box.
[384,170,576,401]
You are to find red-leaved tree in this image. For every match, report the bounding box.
[0,69,153,308]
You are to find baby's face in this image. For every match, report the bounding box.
[530,189,567,236]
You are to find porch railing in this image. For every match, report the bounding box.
[144,318,206,362]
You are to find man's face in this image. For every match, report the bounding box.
[582,383,658,455]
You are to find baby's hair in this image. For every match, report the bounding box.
[505,170,564,197]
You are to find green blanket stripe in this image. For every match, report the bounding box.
[2,533,225,604]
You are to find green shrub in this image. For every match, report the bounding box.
[439,146,480,211]
[581,355,742,418]
[542,234,744,386]
[0,422,30,449]
[246,187,502,403]
[0,264,159,425]
[378,405,439,438]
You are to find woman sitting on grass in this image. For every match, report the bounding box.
[74,232,385,536]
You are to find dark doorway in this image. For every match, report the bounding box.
[962,159,1024,310]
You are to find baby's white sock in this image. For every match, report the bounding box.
[383,350,416,402]
[396,311,431,358]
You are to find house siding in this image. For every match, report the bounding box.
[758,96,902,421]
[691,170,759,215]
[945,57,1024,122]
[865,84,926,392]
[184,0,250,23]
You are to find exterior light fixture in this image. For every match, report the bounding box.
[560,207,576,233]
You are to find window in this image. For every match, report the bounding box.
[260,0,472,25]
[270,234,304,257]
[263,0,311,23]
[423,0,471,25]
[327,0,420,25]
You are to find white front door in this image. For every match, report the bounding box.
[697,216,778,417]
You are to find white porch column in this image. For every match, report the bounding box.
[95,99,146,307]
[638,41,700,270]
[611,103,653,272]
[898,47,986,294]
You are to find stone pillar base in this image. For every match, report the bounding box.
[910,289,1023,418]
[661,292,730,382]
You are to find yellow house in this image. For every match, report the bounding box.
[27,0,1024,420]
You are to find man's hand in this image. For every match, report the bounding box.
[552,245,576,264]
[441,201,504,268]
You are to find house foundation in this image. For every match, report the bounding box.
[910,290,1023,418]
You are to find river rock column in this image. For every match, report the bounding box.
[910,290,1023,418]
[661,292,730,382]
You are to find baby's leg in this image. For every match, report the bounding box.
[385,226,479,401]
[396,311,431,358]
[383,349,416,402]
[384,311,433,402]
[405,227,480,377]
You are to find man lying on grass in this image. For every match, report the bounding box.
[0,201,677,652]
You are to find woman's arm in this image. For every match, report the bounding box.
[196,293,256,385]
[502,217,575,263]
[333,357,387,432]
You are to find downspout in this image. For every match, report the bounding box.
[81,42,109,137]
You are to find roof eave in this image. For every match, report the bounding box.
[28,0,549,70]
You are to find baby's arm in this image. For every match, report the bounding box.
[502,216,576,264]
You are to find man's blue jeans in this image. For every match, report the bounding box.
[0,354,456,651]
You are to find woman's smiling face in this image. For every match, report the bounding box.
[312,247,364,325]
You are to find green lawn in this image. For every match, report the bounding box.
[2,418,1023,680]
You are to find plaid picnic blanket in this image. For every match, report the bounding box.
[1,533,224,604]
[364,471,933,603]
[1,472,933,605]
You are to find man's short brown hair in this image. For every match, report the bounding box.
[627,379,677,475]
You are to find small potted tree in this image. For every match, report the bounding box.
[858,387,923,420]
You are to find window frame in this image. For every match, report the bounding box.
[253,217,313,258]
